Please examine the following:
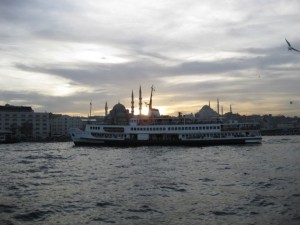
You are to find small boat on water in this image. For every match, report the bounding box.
[70,86,262,146]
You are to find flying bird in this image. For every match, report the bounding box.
[285,38,300,52]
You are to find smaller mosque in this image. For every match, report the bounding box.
[195,105,219,120]
[195,99,221,121]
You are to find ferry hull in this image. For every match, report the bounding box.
[73,137,262,147]
[70,122,262,147]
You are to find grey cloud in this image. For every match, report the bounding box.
[14,42,299,89]
[1,0,300,116]
[0,90,104,114]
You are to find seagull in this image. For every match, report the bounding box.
[285,38,300,52]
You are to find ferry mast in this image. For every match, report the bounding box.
[149,85,155,111]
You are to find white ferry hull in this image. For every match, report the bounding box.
[70,122,262,147]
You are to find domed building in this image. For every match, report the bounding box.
[195,105,219,121]
[104,103,130,125]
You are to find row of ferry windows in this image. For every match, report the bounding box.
[90,126,220,131]
[131,126,220,131]
[181,133,245,138]
[90,126,100,130]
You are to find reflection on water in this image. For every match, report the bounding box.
[0,136,300,224]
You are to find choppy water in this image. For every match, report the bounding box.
[0,136,299,225]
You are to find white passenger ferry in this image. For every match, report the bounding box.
[70,86,262,146]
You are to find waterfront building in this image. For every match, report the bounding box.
[50,114,84,137]
[0,104,50,140]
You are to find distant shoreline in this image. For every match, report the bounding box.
[261,128,300,136]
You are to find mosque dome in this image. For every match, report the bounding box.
[112,103,126,112]
[195,105,219,120]
[105,103,129,125]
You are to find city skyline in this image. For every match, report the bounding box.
[1,0,300,117]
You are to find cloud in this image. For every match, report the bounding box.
[0,0,299,116]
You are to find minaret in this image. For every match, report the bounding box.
[139,85,142,115]
[131,90,134,115]
[90,100,92,118]
[217,98,219,115]
[209,100,211,108]
[105,101,108,116]
[230,104,232,114]
[221,106,223,116]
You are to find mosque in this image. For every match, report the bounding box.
[103,103,130,125]
[103,86,223,125]
[103,86,153,125]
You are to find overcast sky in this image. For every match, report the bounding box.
[1,0,299,117]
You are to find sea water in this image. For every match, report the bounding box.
[0,136,299,225]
